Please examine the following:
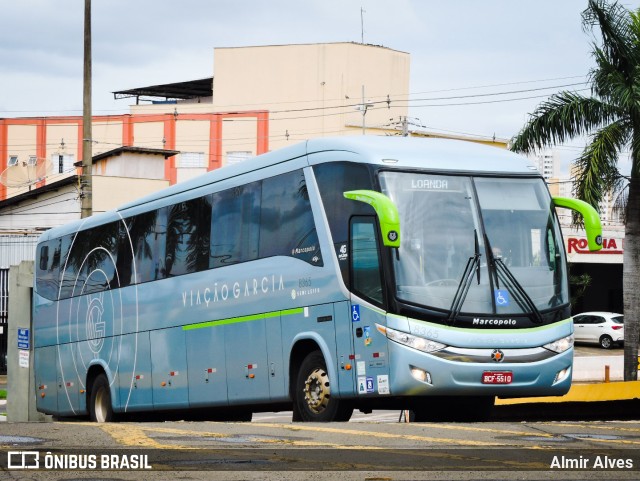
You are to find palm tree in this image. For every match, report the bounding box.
[511,0,640,381]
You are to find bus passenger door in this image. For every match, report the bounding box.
[333,301,356,396]
[150,327,189,409]
[349,217,391,398]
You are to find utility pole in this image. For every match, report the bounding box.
[81,0,92,218]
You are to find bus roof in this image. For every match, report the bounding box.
[306,136,535,172]
[122,136,537,209]
[39,136,539,241]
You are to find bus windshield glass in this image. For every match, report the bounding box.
[379,172,568,316]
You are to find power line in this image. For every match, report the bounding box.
[0,75,589,116]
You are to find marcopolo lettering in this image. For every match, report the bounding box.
[473,318,517,326]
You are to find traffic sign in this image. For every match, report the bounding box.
[18,328,30,350]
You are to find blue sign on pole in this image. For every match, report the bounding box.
[17,328,30,350]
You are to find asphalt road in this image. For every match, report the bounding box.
[1,417,639,480]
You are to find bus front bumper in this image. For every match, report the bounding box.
[387,342,573,398]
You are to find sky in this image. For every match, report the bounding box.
[1,0,639,173]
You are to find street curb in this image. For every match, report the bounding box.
[496,380,640,405]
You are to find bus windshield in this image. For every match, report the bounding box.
[379,172,568,317]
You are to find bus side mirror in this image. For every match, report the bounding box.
[552,196,603,251]
[344,190,401,248]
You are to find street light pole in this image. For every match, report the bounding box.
[81,0,92,218]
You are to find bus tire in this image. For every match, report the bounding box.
[89,373,115,423]
[294,350,353,422]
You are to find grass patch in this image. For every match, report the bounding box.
[0,390,6,400]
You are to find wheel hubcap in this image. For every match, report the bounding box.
[94,387,108,423]
[304,368,330,414]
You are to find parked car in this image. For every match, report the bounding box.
[572,311,624,349]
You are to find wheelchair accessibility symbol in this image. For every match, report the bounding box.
[494,289,510,307]
[352,305,361,322]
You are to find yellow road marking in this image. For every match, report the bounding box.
[416,423,555,438]
[541,422,640,433]
[105,424,547,469]
[251,422,505,446]
[74,422,556,470]
[97,423,194,450]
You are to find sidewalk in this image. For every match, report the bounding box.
[496,355,637,406]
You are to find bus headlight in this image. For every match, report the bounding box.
[376,324,446,353]
[543,334,574,353]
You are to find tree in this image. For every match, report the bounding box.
[511,0,640,381]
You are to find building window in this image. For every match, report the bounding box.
[51,153,75,174]
[8,156,18,167]
[28,155,37,166]
[226,151,252,166]
[178,152,206,168]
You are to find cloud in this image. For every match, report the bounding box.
[1,0,637,143]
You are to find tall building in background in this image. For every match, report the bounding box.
[531,149,559,180]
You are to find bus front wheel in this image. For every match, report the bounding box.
[294,351,353,422]
[89,373,115,423]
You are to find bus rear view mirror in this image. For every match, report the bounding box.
[552,196,603,251]
[344,190,401,248]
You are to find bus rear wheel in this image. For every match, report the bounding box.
[294,351,352,422]
[89,373,115,423]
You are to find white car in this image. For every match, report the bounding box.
[572,311,624,349]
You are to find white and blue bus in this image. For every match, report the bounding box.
[33,136,602,422]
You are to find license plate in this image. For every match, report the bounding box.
[482,371,513,384]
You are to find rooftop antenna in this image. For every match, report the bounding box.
[361,7,366,44]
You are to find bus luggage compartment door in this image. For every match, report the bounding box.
[186,325,229,408]
[225,315,270,404]
[34,345,58,415]
[150,327,189,409]
[118,332,153,412]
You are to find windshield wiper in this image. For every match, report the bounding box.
[447,230,481,324]
[485,235,544,324]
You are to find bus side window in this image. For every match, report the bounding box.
[36,239,61,300]
[115,220,134,289]
[313,162,374,283]
[350,217,384,306]
[210,183,260,268]
[260,170,322,266]
[166,196,212,277]
[128,208,168,284]
[62,222,120,296]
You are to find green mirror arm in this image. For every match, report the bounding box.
[552,197,603,251]
[344,190,401,248]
